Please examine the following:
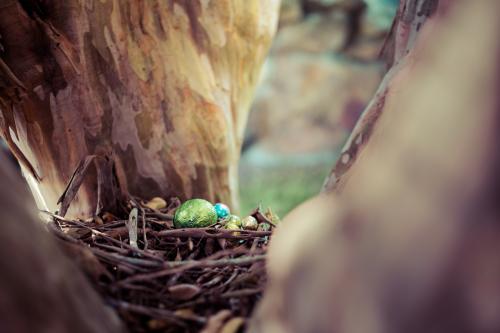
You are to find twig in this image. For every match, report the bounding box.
[146,211,174,220]
[57,155,96,217]
[157,228,272,239]
[92,242,129,255]
[126,208,139,249]
[220,288,261,298]
[108,300,200,326]
[118,255,266,286]
[90,247,162,269]
[44,199,273,333]
[41,211,162,262]
[250,207,277,228]
[140,206,148,250]
[95,226,154,239]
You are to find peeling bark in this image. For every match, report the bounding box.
[0,0,279,217]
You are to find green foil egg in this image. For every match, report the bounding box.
[226,215,242,227]
[174,199,218,228]
[257,222,271,232]
[224,222,241,231]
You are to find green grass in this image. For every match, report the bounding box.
[238,163,333,218]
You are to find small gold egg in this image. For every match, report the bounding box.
[241,216,258,230]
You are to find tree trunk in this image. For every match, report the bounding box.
[252,0,500,332]
[0,0,279,218]
[0,150,125,333]
[323,0,443,191]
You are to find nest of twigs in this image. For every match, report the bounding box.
[45,197,275,333]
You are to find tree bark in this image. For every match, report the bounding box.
[0,150,125,333]
[0,0,279,218]
[252,0,500,332]
[323,0,443,191]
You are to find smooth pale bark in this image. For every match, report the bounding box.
[0,151,125,333]
[323,0,444,191]
[0,0,279,218]
[252,0,500,332]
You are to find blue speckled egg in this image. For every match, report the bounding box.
[214,203,230,219]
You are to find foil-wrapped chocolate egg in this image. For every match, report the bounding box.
[173,199,217,228]
[224,222,241,231]
[241,216,258,230]
[225,215,242,227]
[214,203,230,219]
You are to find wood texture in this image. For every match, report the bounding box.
[0,150,125,333]
[0,0,279,217]
[252,0,500,332]
[323,0,444,191]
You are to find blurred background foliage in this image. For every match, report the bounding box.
[239,0,399,217]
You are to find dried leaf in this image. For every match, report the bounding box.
[145,197,167,210]
[221,317,245,333]
[147,319,168,330]
[94,215,104,225]
[102,212,116,222]
[168,284,201,300]
[252,207,276,227]
[203,275,224,288]
[264,207,280,225]
[201,310,232,333]
[174,308,196,319]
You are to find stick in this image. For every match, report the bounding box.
[126,208,139,249]
[118,255,266,285]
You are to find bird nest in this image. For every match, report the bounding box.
[46,197,275,333]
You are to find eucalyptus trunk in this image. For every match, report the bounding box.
[252,0,500,332]
[0,0,279,218]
